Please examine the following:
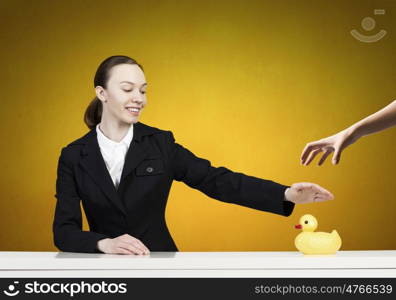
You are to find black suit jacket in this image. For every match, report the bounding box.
[53,122,295,253]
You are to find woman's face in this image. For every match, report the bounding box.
[96,63,147,125]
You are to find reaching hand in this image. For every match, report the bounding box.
[300,129,358,166]
[285,182,334,204]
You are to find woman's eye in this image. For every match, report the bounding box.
[123,89,146,94]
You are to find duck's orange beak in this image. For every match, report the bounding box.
[294,224,302,229]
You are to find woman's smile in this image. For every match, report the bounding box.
[125,106,141,116]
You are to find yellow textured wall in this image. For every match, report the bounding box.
[0,0,395,251]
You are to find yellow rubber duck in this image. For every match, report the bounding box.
[294,214,342,255]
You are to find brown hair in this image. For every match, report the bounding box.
[84,55,144,130]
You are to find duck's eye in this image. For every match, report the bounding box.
[304,220,308,224]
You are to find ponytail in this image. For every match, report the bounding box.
[84,97,102,130]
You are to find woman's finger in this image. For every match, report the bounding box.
[313,196,332,202]
[114,243,134,255]
[134,239,150,253]
[131,239,149,254]
[312,184,334,199]
[119,242,144,255]
[128,237,150,252]
[116,247,134,255]
[296,182,333,198]
[122,235,148,254]
[313,190,334,200]
[131,240,149,254]
[310,182,329,192]
[117,242,136,254]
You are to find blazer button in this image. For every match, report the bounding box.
[146,166,154,173]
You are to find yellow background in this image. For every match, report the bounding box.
[0,0,395,251]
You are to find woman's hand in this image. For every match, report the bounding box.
[97,234,150,255]
[300,129,358,166]
[285,182,334,204]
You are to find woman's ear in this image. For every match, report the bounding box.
[95,86,107,102]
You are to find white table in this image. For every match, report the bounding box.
[0,251,395,277]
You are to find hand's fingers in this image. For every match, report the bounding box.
[135,238,150,252]
[318,149,333,166]
[311,183,333,195]
[118,242,145,255]
[130,241,147,254]
[301,144,322,164]
[313,190,334,201]
[313,196,333,202]
[308,184,332,199]
[332,146,342,165]
[301,141,328,164]
[293,182,333,199]
[311,184,334,199]
[114,242,135,254]
[116,247,134,255]
[122,235,149,254]
[134,239,150,253]
[303,148,323,166]
[301,143,314,164]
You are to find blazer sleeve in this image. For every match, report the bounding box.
[52,147,109,253]
[166,131,295,217]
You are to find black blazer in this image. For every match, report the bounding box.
[53,122,295,253]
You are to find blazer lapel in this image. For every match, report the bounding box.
[120,128,150,183]
[79,129,126,216]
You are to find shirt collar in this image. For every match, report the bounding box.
[96,123,134,148]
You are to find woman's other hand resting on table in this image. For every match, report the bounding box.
[97,234,150,255]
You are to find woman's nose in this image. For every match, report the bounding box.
[131,90,144,103]
[132,98,143,104]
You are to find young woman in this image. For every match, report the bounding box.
[53,55,334,255]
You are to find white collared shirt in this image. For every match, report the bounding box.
[96,123,134,189]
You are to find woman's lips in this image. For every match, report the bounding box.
[125,107,140,116]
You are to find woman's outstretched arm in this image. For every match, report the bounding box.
[164,131,333,217]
